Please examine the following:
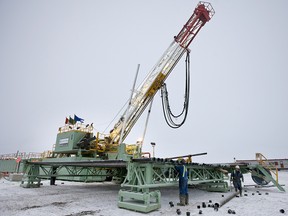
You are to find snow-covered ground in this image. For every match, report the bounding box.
[0,171,287,216]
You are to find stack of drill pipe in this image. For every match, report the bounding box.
[214,191,239,208]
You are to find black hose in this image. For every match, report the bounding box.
[161,50,190,128]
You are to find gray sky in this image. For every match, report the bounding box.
[0,0,287,163]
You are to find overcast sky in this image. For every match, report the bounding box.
[0,0,287,163]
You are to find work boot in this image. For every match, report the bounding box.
[185,194,189,205]
[177,195,186,206]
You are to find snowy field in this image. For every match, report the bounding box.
[0,171,287,216]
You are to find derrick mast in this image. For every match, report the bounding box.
[108,2,215,144]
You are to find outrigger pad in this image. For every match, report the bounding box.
[118,189,161,213]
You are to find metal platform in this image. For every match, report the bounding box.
[19,156,230,212]
[18,155,286,213]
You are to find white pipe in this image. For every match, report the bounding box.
[119,64,140,144]
[140,97,154,149]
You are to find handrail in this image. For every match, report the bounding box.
[255,153,279,183]
[58,123,93,134]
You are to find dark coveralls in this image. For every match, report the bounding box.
[231,170,244,195]
[175,163,188,205]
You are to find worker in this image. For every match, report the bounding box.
[175,159,189,206]
[230,165,244,196]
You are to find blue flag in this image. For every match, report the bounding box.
[74,114,84,123]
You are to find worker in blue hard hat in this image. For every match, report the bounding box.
[230,165,244,196]
[175,159,189,206]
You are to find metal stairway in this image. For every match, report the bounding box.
[253,153,285,192]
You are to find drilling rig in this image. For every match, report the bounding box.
[17,1,284,213]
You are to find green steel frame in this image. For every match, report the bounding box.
[20,158,284,213]
[118,160,229,212]
[20,158,229,212]
[20,161,127,188]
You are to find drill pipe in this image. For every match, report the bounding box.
[166,152,207,160]
[214,191,239,208]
